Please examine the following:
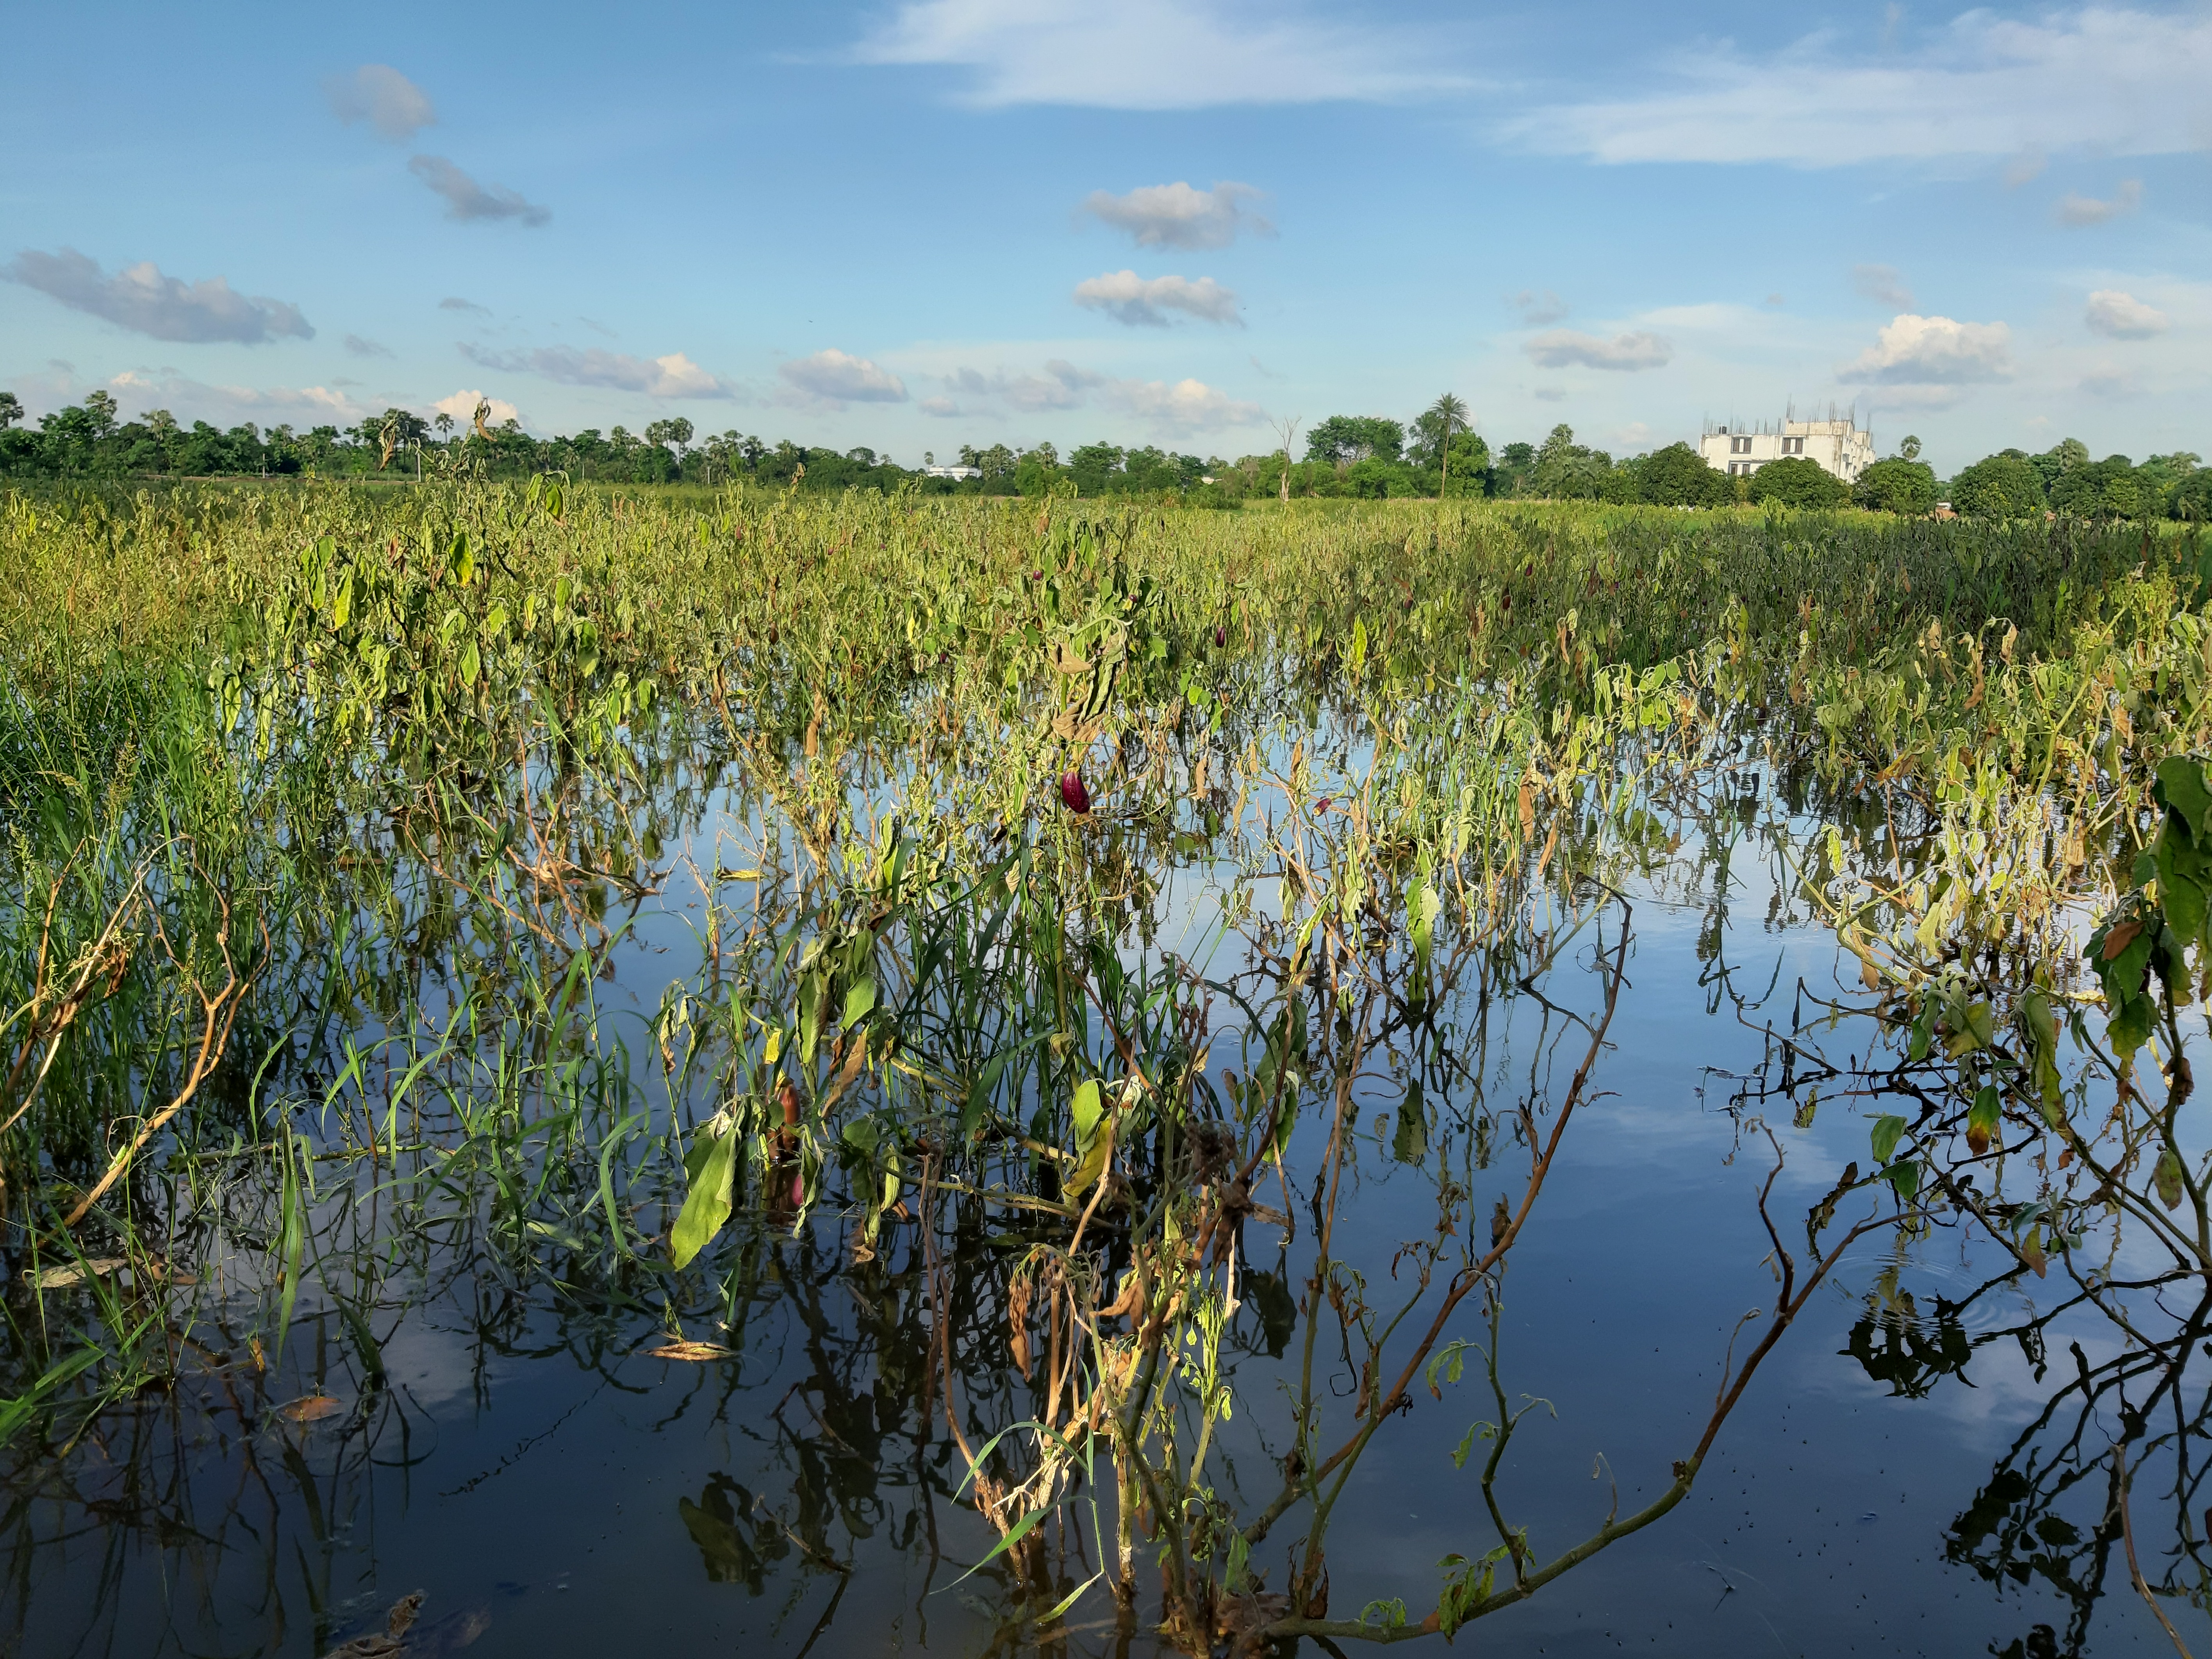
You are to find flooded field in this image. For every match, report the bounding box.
[2,482,2207,1657]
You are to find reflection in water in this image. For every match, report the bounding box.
[2,694,2205,1657]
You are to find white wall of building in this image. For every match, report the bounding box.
[1696,418,1875,483]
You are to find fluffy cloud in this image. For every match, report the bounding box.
[1852,264,1914,309]
[1097,375,1265,431]
[5,249,313,344]
[460,343,740,398]
[778,348,909,409]
[409,156,550,226]
[1837,314,2014,385]
[1508,7,2212,165]
[2055,179,2142,227]
[1081,181,1270,250]
[2084,289,2169,339]
[1508,289,1568,325]
[432,389,522,428]
[343,334,394,358]
[324,64,436,140]
[1073,270,1242,327]
[918,395,963,417]
[107,369,364,423]
[1523,330,1672,371]
[853,0,1469,109]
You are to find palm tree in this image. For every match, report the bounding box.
[1427,392,1470,497]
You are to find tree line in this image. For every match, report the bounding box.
[0,389,2202,520]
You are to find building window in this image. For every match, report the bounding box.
[1730,436,1752,454]
[1781,436,1805,455]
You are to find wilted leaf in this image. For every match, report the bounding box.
[2101,918,2144,962]
[647,1337,735,1362]
[27,1257,127,1291]
[277,1394,344,1424]
[2156,1149,2187,1211]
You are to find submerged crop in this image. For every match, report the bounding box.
[4,478,2212,1654]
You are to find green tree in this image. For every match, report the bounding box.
[1746,456,1848,508]
[1852,457,1939,514]
[1634,442,1732,508]
[0,392,22,430]
[1948,452,2045,519]
[1528,425,1612,500]
[1305,415,1404,466]
[2050,456,2142,519]
[1424,393,1469,496]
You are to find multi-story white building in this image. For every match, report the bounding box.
[1697,414,1875,483]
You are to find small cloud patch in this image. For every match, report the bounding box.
[409,156,550,226]
[1081,181,1271,250]
[778,349,908,409]
[1523,330,1672,372]
[6,248,313,344]
[1073,270,1242,327]
[325,64,436,141]
[2084,289,2169,339]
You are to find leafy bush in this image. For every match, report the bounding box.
[1747,457,1848,509]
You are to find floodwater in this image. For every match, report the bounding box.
[1,752,2195,1659]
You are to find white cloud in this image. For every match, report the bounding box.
[1081,181,1270,250]
[918,395,962,417]
[1523,330,1673,371]
[1613,420,1654,449]
[106,369,365,424]
[2080,364,2141,398]
[343,334,393,358]
[432,389,522,427]
[1509,289,1568,325]
[408,156,550,226]
[1098,375,1265,431]
[1837,313,2014,385]
[5,248,313,344]
[777,348,909,409]
[2084,289,2169,339]
[1508,7,2212,165]
[924,357,1255,430]
[943,359,1103,412]
[1852,264,1914,309]
[324,64,437,140]
[2055,179,2142,227]
[1073,270,1242,327]
[852,0,1470,109]
[439,296,488,313]
[460,343,740,398]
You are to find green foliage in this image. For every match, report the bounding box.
[1632,442,1734,508]
[1306,415,1405,466]
[1747,457,1849,509]
[1853,457,1940,515]
[1949,452,2046,520]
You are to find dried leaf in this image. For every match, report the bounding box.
[647,1338,735,1362]
[277,1394,344,1424]
[2101,917,2144,962]
[28,1257,127,1290]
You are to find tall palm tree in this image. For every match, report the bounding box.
[1427,392,1470,497]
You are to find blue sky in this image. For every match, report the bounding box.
[3,1,2207,473]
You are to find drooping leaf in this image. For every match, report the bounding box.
[671,1129,738,1269]
[2155,756,2212,841]
[2156,1149,2187,1211]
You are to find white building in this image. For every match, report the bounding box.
[1697,413,1875,483]
[923,464,983,480]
